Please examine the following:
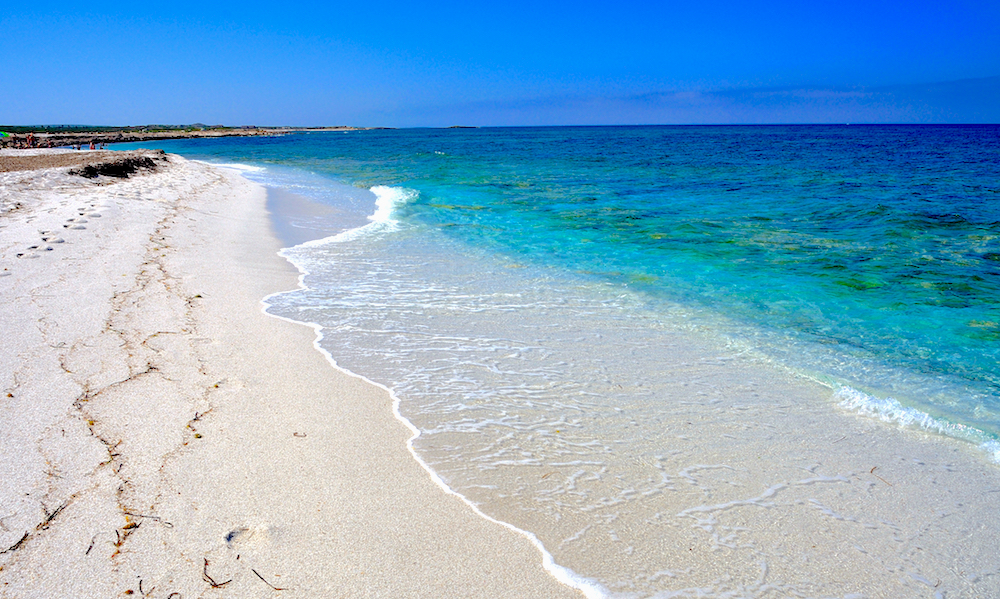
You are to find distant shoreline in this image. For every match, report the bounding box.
[0,126,387,149]
[4,123,996,150]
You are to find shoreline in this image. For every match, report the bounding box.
[258,173,1000,595]
[264,247,608,599]
[0,150,582,597]
[7,143,1000,596]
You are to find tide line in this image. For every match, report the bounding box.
[260,203,610,599]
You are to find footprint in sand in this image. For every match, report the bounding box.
[17,244,54,258]
[40,236,65,244]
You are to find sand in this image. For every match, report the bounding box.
[0,150,129,173]
[0,151,583,597]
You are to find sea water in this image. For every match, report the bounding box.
[116,126,1000,596]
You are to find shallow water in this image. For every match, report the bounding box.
[115,127,1000,597]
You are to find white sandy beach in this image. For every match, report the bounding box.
[0,151,582,598]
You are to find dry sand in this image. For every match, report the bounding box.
[1,150,124,173]
[0,151,582,598]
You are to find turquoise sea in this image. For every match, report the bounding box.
[117,126,1000,597]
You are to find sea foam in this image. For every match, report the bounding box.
[293,185,416,248]
[836,386,1000,462]
[197,161,266,173]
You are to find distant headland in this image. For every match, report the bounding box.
[0,124,390,149]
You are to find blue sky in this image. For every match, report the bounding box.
[2,0,998,126]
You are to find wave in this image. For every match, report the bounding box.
[291,185,416,248]
[836,386,1000,462]
[369,185,414,226]
[262,181,609,598]
[195,160,267,173]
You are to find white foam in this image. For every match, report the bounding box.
[836,386,1000,462]
[194,160,266,173]
[369,184,415,225]
[261,318,610,597]
[288,185,416,249]
[260,187,609,598]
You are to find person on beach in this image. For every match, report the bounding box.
[89,140,96,150]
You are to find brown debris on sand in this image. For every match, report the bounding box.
[68,151,168,179]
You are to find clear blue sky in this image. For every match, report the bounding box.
[2,0,998,126]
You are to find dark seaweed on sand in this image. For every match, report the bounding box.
[70,151,167,179]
